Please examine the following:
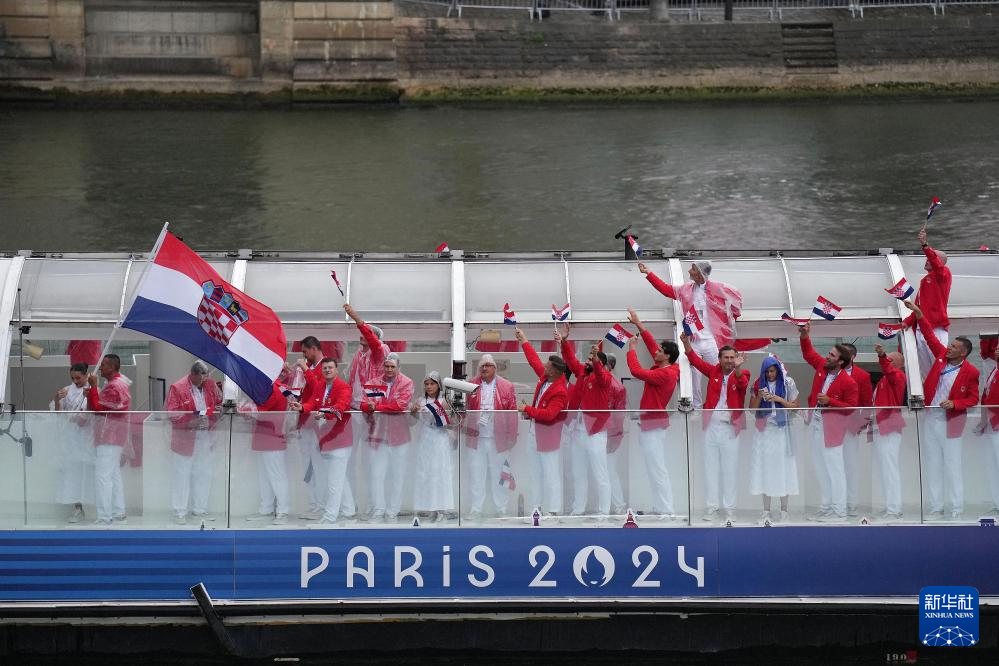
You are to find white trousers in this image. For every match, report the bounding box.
[292,429,325,511]
[639,428,675,515]
[57,426,94,506]
[922,411,963,514]
[367,442,409,517]
[915,326,948,381]
[608,448,625,511]
[256,449,290,515]
[526,439,562,513]
[842,430,860,508]
[690,337,719,409]
[95,444,126,522]
[571,430,610,515]
[468,437,511,514]
[985,427,999,510]
[321,447,353,522]
[810,423,846,516]
[170,433,215,517]
[874,430,902,515]
[703,420,738,512]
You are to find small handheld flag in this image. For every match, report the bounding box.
[682,305,705,337]
[425,399,451,428]
[604,323,634,349]
[626,235,643,258]
[363,383,387,399]
[885,278,915,301]
[926,197,942,221]
[435,242,450,254]
[781,312,810,327]
[502,303,517,326]
[878,322,904,340]
[279,385,302,401]
[499,459,516,491]
[812,296,842,321]
[330,270,345,298]
[551,303,571,322]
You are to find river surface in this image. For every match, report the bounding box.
[2,101,998,253]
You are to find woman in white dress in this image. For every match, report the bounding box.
[50,362,96,523]
[410,371,457,522]
[748,355,800,524]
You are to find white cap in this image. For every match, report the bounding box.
[479,354,497,367]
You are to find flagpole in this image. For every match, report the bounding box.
[98,222,170,366]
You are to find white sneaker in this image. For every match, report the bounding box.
[465,510,482,522]
[112,515,127,524]
[806,509,831,522]
[192,512,215,522]
[245,513,274,522]
[926,510,945,522]
[67,507,85,524]
[778,510,790,523]
[949,511,964,522]
[757,511,772,526]
[847,505,859,517]
[307,517,338,528]
[880,512,903,523]
[173,515,187,526]
[272,513,289,525]
[433,511,446,523]
[702,508,719,522]
[816,512,846,523]
[298,509,322,521]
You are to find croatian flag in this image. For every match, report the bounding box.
[503,303,517,326]
[781,312,810,327]
[364,383,387,399]
[551,303,571,322]
[330,270,345,297]
[121,228,286,406]
[499,459,516,490]
[627,235,643,257]
[435,242,450,254]
[279,385,302,401]
[425,399,451,428]
[604,323,634,349]
[812,296,842,321]
[885,278,915,300]
[682,305,704,337]
[878,322,904,340]
[926,197,942,221]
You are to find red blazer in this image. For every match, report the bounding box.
[250,384,288,452]
[607,374,627,453]
[87,374,132,447]
[801,336,860,447]
[919,317,980,438]
[295,362,324,429]
[464,375,519,452]
[685,349,750,434]
[873,354,907,436]
[846,364,873,434]
[627,329,678,432]
[362,372,415,448]
[982,366,999,432]
[165,376,223,457]
[522,342,569,453]
[560,339,611,435]
[902,244,952,331]
[302,377,353,451]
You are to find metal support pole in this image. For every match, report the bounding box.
[190,582,239,656]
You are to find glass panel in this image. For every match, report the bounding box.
[784,257,897,320]
[465,262,566,323]
[243,261,351,323]
[677,258,789,320]
[350,263,451,322]
[567,261,675,322]
[19,258,130,321]
[0,411,26,527]
[900,253,999,318]
[22,411,232,529]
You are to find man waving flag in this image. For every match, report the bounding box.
[121,226,287,405]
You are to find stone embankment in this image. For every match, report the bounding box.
[2,1,998,103]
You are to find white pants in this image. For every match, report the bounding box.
[915,326,948,381]
[292,429,324,511]
[526,439,562,513]
[367,442,409,517]
[874,430,902,515]
[639,428,675,515]
[170,433,215,517]
[571,430,610,515]
[256,449,289,515]
[703,419,738,512]
[690,336,719,409]
[985,427,999,510]
[608,448,625,511]
[95,444,126,522]
[842,430,860,508]
[810,423,846,516]
[922,411,963,514]
[57,426,94,506]
[468,437,511,514]
[321,447,353,522]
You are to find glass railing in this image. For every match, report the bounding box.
[2,407,996,529]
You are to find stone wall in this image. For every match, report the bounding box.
[291,0,394,85]
[0,0,54,81]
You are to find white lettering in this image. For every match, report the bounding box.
[300,546,329,589]
[442,545,451,588]
[467,545,495,588]
[677,546,705,588]
[394,546,424,588]
[631,546,660,588]
[346,546,375,588]
[529,545,556,588]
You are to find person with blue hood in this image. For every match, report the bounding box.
[748,354,800,525]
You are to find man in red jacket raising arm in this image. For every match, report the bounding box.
[799,322,859,523]
[681,331,749,523]
[906,300,979,520]
[902,229,953,380]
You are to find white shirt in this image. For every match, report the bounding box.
[931,362,963,407]
[693,281,713,338]
[478,378,496,436]
[812,371,838,427]
[190,383,207,412]
[709,372,732,424]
